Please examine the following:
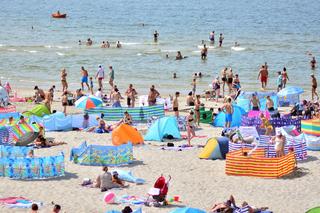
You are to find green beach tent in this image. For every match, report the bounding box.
[23,104,51,117]
[306,207,320,213]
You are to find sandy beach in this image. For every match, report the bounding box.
[0,88,319,213]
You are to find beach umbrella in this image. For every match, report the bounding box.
[278,86,304,97]
[75,95,103,110]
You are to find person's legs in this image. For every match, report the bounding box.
[187,126,191,146]
[196,111,200,126]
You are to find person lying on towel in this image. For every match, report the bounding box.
[34,127,67,147]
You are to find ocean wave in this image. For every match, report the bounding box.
[231,46,246,51]
[56,52,65,56]
[197,45,215,49]
[24,50,38,53]
[161,49,178,53]
[56,45,70,49]
[7,48,16,51]
[121,42,141,46]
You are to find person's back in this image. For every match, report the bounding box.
[100,172,113,189]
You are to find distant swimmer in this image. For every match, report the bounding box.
[116,41,122,48]
[173,73,177,79]
[78,40,82,45]
[31,26,34,30]
[86,38,93,46]
[201,44,208,60]
[234,42,240,47]
[153,30,159,42]
[106,41,110,48]
[311,56,317,69]
[209,31,215,44]
[166,53,169,58]
[201,40,205,45]
[101,41,107,48]
[176,51,183,60]
[219,33,224,47]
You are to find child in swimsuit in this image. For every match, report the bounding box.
[260,113,273,136]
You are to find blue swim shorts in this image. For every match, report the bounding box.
[225,113,232,122]
[81,76,88,83]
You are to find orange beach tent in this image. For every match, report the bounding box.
[112,124,144,146]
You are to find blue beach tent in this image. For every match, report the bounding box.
[213,105,246,127]
[144,116,181,141]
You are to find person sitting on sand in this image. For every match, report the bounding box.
[18,115,27,124]
[7,116,14,125]
[210,195,237,213]
[122,206,133,213]
[34,86,46,103]
[95,166,124,191]
[34,127,67,147]
[186,91,195,106]
[175,51,183,60]
[121,111,133,125]
[270,130,286,157]
[95,119,111,133]
[260,113,273,136]
[116,41,122,48]
[112,171,126,187]
[75,88,84,101]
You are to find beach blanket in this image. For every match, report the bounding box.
[118,195,145,205]
[0,105,16,113]
[0,197,42,209]
[85,105,164,121]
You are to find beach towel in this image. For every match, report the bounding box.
[0,197,42,209]
[0,105,16,113]
[118,195,146,205]
[111,170,145,184]
[161,146,195,151]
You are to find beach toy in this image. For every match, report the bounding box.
[104,192,116,204]
[173,195,180,202]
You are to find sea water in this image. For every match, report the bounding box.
[0,0,319,96]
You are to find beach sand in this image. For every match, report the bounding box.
[0,89,319,213]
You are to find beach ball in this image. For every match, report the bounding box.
[104,192,116,204]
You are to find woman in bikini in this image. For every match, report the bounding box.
[61,91,68,115]
[186,111,196,147]
[61,68,68,92]
[281,67,289,88]
[34,127,67,147]
[194,95,201,126]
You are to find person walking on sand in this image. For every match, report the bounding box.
[257,65,268,89]
[61,68,68,92]
[201,44,208,60]
[221,67,228,95]
[194,95,201,126]
[282,67,289,88]
[125,84,137,107]
[311,57,316,69]
[108,66,114,88]
[222,98,233,128]
[95,65,104,90]
[311,74,319,101]
[186,110,196,147]
[219,33,224,47]
[81,66,90,91]
[173,91,180,117]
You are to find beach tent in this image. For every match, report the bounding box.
[306,207,320,213]
[199,137,229,159]
[170,207,206,213]
[112,124,144,146]
[23,104,50,117]
[236,91,278,112]
[213,105,246,127]
[144,117,181,141]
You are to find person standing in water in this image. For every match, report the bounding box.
[223,98,233,128]
[95,65,104,90]
[60,68,68,92]
[311,74,319,101]
[219,33,224,47]
[173,92,180,117]
[276,71,283,92]
[311,57,317,69]
[221,67,228,96]
[80,66,90,91]
[209,31,215,44]
[282,67,289,88]
[257,65,268,89]
[153,30,159,42]
[227,68,234,94]
[108,66,114,88]
[116,41,122,48]
[191,78,197,96]
[201,44,208,60]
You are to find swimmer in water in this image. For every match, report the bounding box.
[78,40,82,45]
[311,56,316,69]
[234,42,240,47]
[173,73,177,79]
[166,53,169,58]
[201,44,208,60]
[86,38,93,46]
[219,33,224,47]
[101,41,107,48]
[116,41,122,48]
[153,30,159,42]
[106,41,110,48]
[176,51,183,60]
[209,31,215,44]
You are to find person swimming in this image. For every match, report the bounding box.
[116,41,122,48]
[234,42,240,47]
[176,51,183,60]
[153,30,159,42]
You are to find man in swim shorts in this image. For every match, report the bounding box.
[250,94,260,111]
[81,66,89,91]
[257,65,268,89]
[173,91,180,117]
[223,98,233,128]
